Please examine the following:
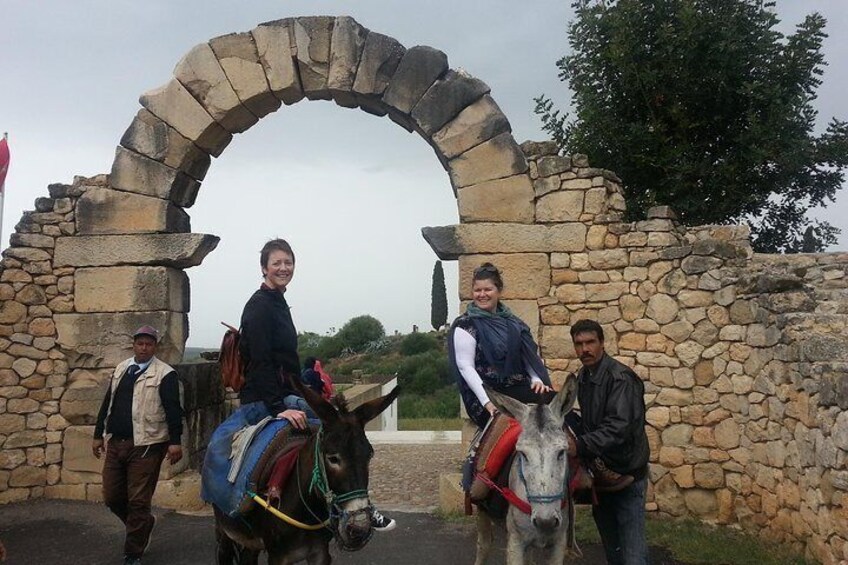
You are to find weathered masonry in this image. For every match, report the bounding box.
[0,14,846,564]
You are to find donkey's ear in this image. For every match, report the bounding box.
[290,372,337,423]
[487,389,529,422]
[354,386,400,426]
[549,374,578,422]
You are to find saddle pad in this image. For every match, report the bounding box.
[202,407,318,518]
[467,413,522,502]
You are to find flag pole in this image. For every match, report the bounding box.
[0,132,7,250]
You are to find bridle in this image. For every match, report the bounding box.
[253,426,373,550]
[476,451,569,515]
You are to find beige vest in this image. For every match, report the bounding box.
[103,356,177,447]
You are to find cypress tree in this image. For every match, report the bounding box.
[431,260,448,331]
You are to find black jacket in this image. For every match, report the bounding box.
[238,286,300,414]
[576,353,650,479]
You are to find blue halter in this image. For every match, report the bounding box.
[517,453,566,505]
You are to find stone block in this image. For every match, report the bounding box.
[110,147,200,207]
[63,425,100,473]
[55,311,187,367]
[5,430,45,449]
[383,45,448,115]
[286,17,333,100]
[139,79,232,156]
[458,254,550,300]
[351,31,405,114]
[746,324,781,348]
[588,249,629,270]
[61,370,111,425]
[120,109,210,181]
[537,155,572,177]
[457,175,534,223]
[646,294,679,325]
[431,95,511,161]
[251,20,304,105]
[412,69,490,136]
[77,188,190,235]
[536,190,584,222]
[75,267,189,313]
[584,187,606,215]
[9,465,46,488]
[448,132,528,189]
[173,42,258,133]
[209,32,282,119]
[326,16,369,108]
[540,325,576,359]
[44,484,87,501]
[503,300,540,340]
[151,470,205,511]
[54,233,219,269]
[681,255,723,275]
[0,301,27,325]
[438,472,465,514]
[684,489,718,517]
[585,282,629,302]
[422,223,586,260]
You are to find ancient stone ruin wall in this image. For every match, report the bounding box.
[0,13,846,564]
[0,15,533,508]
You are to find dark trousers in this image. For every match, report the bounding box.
[102,439,166,558]
[592,476,649,565]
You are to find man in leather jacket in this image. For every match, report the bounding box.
[568,319,650,565]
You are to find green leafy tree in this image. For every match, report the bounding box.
[535,0,848,252]
[431,260,448,330]
[336,315,386,353]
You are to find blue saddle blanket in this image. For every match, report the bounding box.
[201,402,311,517]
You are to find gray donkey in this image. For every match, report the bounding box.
[474,376,581,565]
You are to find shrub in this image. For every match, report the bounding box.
[399,332,440,356]
[398,386,459,419]
[336,315,385,353]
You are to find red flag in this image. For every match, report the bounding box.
[0,134,9,195]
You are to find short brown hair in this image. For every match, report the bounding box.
[260,239,295,270]
[472,262,503,291]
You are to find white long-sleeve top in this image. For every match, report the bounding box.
[453,326,542,407]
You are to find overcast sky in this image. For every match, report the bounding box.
[2,1,846,347]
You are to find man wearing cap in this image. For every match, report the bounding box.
[92,326,184,565]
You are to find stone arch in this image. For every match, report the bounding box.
[61,15,538,365]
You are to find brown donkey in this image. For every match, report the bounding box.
[214,379,399,565]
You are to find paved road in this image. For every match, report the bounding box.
[0,499,684,565]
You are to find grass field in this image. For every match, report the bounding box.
[399,418,463,431]
[438,508,806,564]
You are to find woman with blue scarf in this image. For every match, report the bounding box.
[448,263,554,428]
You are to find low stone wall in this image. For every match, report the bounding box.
[175,362,226,470]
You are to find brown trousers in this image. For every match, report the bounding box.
[102,439,166,557]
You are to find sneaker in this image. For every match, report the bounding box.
[123,556,142,565]
[370,509,396,532]
[590,458,634,493]
[143,515,156,553]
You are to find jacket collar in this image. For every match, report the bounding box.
[581,352,611,383]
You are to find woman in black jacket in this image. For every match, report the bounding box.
[238,238,312,422]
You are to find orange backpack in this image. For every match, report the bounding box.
[219,322,245,392]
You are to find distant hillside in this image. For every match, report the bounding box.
[182,346,217,364]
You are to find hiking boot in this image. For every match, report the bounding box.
[370,509,396,532]
[123,556,142,565]
[590,458,634,492]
